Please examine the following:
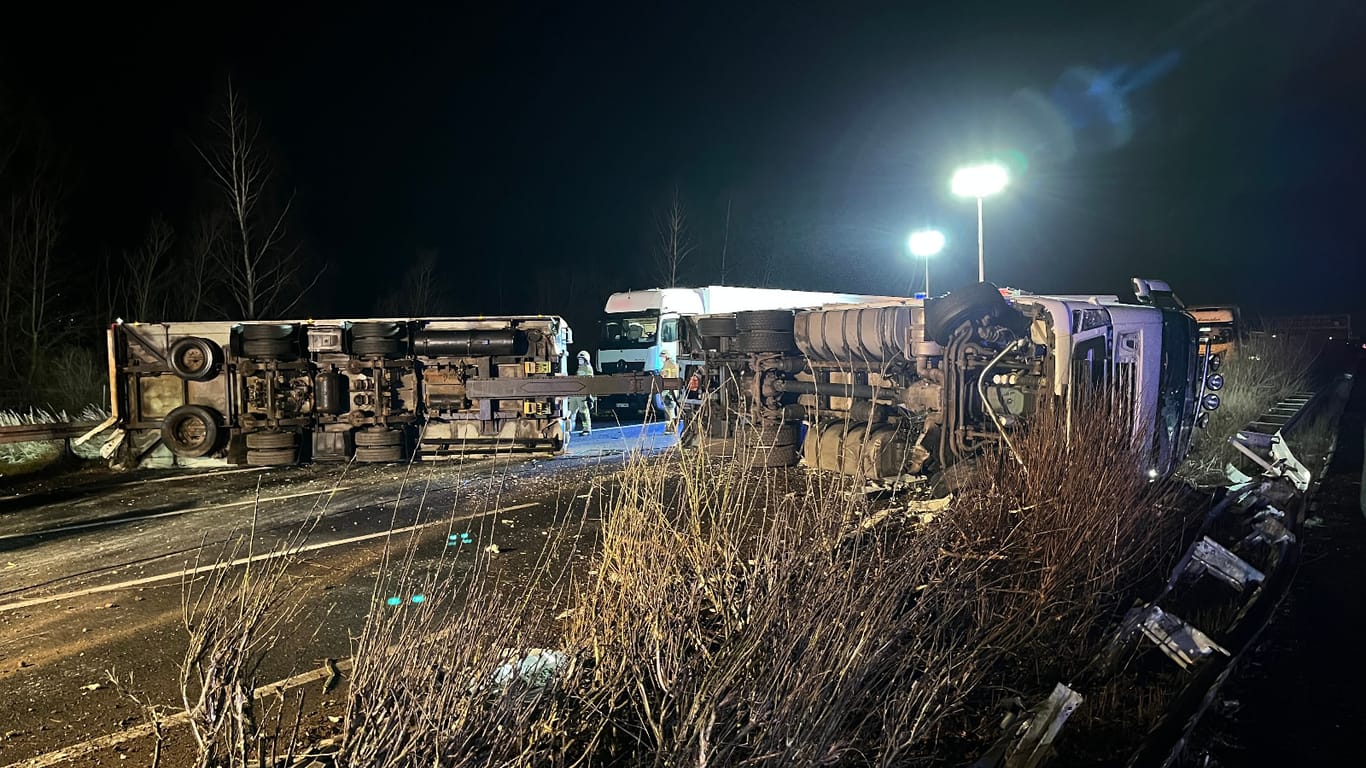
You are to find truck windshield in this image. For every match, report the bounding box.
[1154,309,1198,470]
[601,314,659,348]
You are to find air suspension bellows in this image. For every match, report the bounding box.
[413,330,521,357]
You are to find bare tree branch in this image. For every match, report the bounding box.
[654,187,695,288]
[194,79,311,319]
[122,216,175,321]
[719,196,733,284]
[181,209,227,321]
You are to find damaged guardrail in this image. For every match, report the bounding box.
[971,372,1352,768]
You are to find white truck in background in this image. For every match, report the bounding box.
[595,286,893,415]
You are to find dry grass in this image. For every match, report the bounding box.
[0,404,109,475]
[179,518,308,767]
[321,397,1190,766]
[1183,335,1319,482]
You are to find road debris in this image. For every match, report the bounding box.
[490,648,569,689]
[322,658,341,694]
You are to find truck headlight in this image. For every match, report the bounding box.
[1202,393,1221,411]
[1206,373,1224,391]
[1206,353,1222,372]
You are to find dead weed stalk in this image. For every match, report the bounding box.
[334,396,1190,766]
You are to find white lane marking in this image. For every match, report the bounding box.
[0,502,538,614]
[136,466,269,485]
[2,658,357,768]
[0,486,353,542]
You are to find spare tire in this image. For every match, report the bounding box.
[735,330,798,354]
[161,404,222,458]
[168,336,223,382]
[241,323,296,341]
[736,310,795,332]
[923,282,1008,345]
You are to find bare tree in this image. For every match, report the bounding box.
[180,209,227,320]
[375,249,443,316]
[195,79,317,319]
[9,183,63,380]
[404,248,441,316]
[654,187,694,288]
[759,248,779,288]
[718,195,733,284]
[122,216,174,321]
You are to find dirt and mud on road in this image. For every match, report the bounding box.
[0,423,675,767]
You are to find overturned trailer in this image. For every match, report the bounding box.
[681,279,1223,483]
[103,315,669,468]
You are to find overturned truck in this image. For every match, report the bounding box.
[682,279,1223,483]
[103,316,668,468]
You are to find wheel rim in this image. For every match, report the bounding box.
[177,346,207,374]
[173,416,209,449]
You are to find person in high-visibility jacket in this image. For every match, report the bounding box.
[565,350,595,436]
[658,349,680,431]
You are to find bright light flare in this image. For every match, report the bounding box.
[907,228,946,257]
[951,162,1010,198]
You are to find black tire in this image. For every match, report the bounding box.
[923,282,1007,345]
[168,336,223,382]
[754,421,800,447]
[736,310,795,332]
[242,338,296,360]
[246,430,296,450]
[750,442,799,468]
[350,322,403,339]
[736,330,798,354]
[161,405,222,458]
[697,314,739,337]
[247,447,297,466]
[241,324,296,341]
[354,428,402,447]
[352,336,403,358]
[699,436,739,457]
[355,445,403,463]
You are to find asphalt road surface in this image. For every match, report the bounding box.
[0,421,674,766]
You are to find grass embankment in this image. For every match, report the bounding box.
[1182,335,1320,484]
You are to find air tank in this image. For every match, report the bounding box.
[316,371,344,414]
[413,330,521,357]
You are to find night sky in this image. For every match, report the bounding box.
[2,0,1364,340]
